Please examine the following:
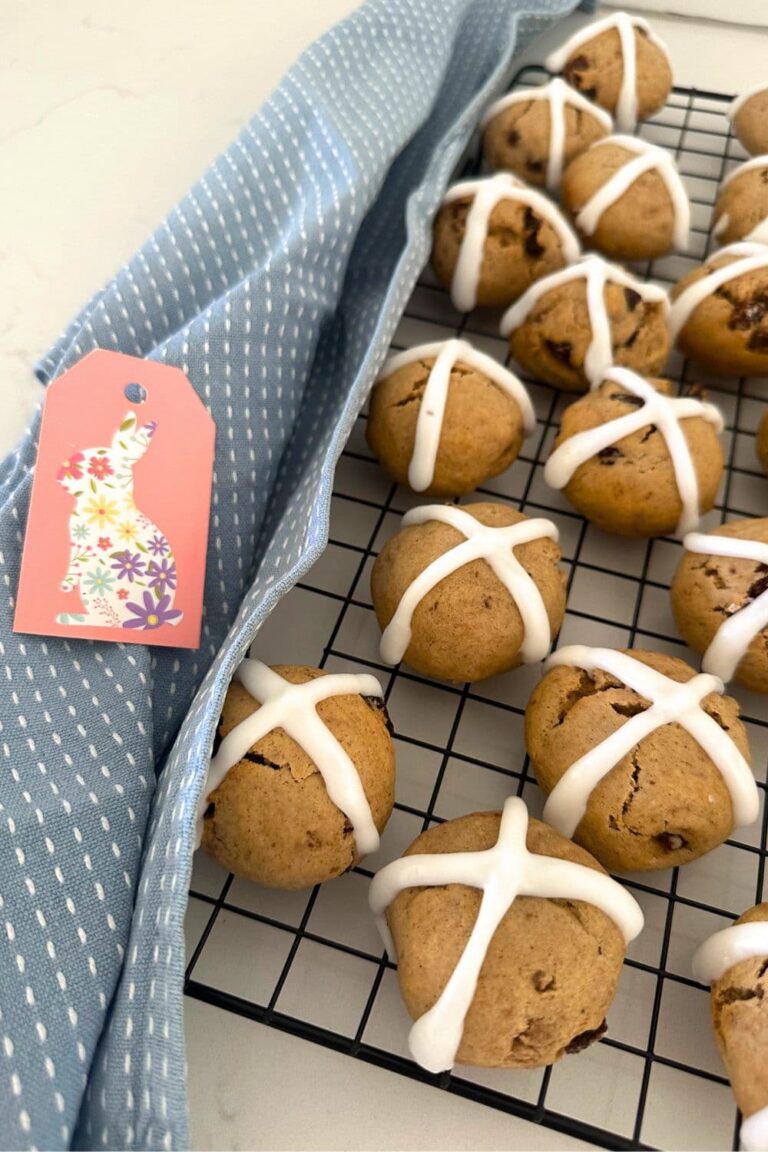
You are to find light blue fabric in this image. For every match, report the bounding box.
[0,1,589,1147]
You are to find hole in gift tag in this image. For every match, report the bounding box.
[124,382,147,404]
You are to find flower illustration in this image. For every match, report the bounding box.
[83,567,116,597]
[72,522,89,543]
[97,536,112,551]
[88,454,114,481]
[57,453,84,481]
[116,519,138,543]
[123,591,182,630]
[83,495,119,528]
[148,533,169,557]
[117,589,129,601]
[146,558,177,593]
[111,551,145,582]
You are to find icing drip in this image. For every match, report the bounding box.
[541,645,759,838]
[573,135,690,252]
[378,339,536,492]
[368,795,644,1073]
[481,78,613,193]
[499,255,669,388]
[545,12,672,132]
[379,504,559,666]
[729,80,768,121]
[716,157,768,245]
[197,660,383,853]
[692,916,768,1151]
[544,366,723,536]
[669,242,768,340]
[441,174,580,311]
[682,530,768,682]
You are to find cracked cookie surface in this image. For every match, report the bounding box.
[366,357,525,495]
[371,502,566,683]
[710,903,768,1120]
[432,195,572,309]
[547,376,722,537]
[387,810,626,1068]
[671,517,768,694]
[508,275,669,392]
[671,252,768,376]
[201,665,395,889]
[482,95,608,188]
[525,649,750,872]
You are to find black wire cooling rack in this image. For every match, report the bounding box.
[184,65,768,1152]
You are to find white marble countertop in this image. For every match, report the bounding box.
[3,3,768,1150]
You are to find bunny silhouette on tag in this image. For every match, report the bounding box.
[15,351,214,648]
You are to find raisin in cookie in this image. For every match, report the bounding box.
[200,662,395,889]
[693,905,768,1152]
[482,78,612,193]
[432,173,579,311]
[545,369,723,538]
[546,12,672,132]
[526,646,756,873]
[501,254,670,392]
[670,243,768,376]
[367,340,534,496]
[369,798,643,1070]
[561,135,689,260]
[371,502,566,683]
[672,517,768,694]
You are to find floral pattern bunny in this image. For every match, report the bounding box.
[56,412,183,630]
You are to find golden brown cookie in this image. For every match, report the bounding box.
[713,158,768,245]
[561,137,688,260]
[384,809,630,1068]
[731,86,768,156]
[671,518,768,695]
[201,665,395,889]
[502,256,670,393]
[546,14,672,130]
[366,345,531,497]
[432,174,579,311]
[709,905,768,1127]
[758,412,768,475]
[545,374,723,538]
[481,79,611,192]
[669,245,768,377]
[371,502,566,683]
[526,649,751,873]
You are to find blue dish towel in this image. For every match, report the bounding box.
[0,1,590,1147]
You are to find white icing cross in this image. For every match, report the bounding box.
[368,795,644,1074]
[545,12,671,132]
[378,339,535,492]
[541,645,759,838]
[441,173,580,312]
[669,242,768,341]
[379,504,559,667]
[481,78,613,193]
[683,529,768,683]
[544,366,723,536]
[714,158,768,244]
[571,135,690,252]
[500,255,669,389]
[197,660,384,854]
[693,917,768,1152]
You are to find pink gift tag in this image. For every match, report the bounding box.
[15,350,215,649]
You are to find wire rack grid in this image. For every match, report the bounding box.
[183,66,768,1152]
